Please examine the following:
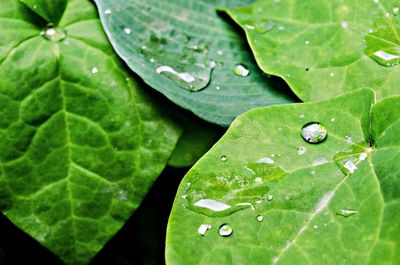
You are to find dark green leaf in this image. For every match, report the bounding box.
[0,1,180,264]
[20,0,67,25]
[166,89,400,265]
[94,0,296,127]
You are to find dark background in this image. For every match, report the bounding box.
[0,166,188,265]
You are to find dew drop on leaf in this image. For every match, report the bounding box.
[267,194,274,201]
[198,224,212,236]
[123,27,132,35]
[301,122,328,144]
[218,224,233,237]
[298,146,307,155]
[104,8,112,15]
[336,209,358,217]
[233,64,250,77]
[41,26,67,42]
[256,215,264,222]
[220,155,227,162]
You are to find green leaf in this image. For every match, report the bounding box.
[93,0,296,127]
[168,113,223,168]
[223,0,400,101]
[0,0,180,264]
[20,0,67,25]
[166,89,400,265]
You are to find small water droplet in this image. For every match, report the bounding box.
[255,177,262,183]
[313,225,318,229]
[345,136,353,143]
[124,27,132,35]
[216,86,221,90]
[104,8,112,15]
[330,72,335,77]
[301,122,328,144]
[218,224,233,237]
[393,7,399,16]
[217,50,224,56]
[220,155,227,162]
[91,67,98,74]
[254,21,276,33]
[278,25,285,31]
[257,157,274,164]
[256,215,264,222]
[305,40,310,45]
[336,209,358,217]
[233,64,250,77]
[340,21,349,30]
[267,194,274,201]
[41,26,67,42]
[198,224,212,236]
[331,117,336,122]
[343,160,357,174]
[298,146,307,155]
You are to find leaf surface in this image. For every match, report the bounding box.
[94,0,296,127]
[0,1,180,264]
[166,89,400,265]
[223,0,400,101]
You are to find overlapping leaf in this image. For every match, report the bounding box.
[94,0,296,127]
[166,89,400,265]
[0,0,180,264]
[223,0,400,101]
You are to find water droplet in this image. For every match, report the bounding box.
[267,194,274,201]
[123,27,132,35]
[193,199,231,212]
[216,86,221,90]
[299,114,305,118]
[340,21,349,30]
[364,18,400,67]
[255,177,262,183]
[233,64,250,77]
[104,8,112,15]
[343,160,357,174]
[301,122,328,144]
[198,224,212,236]
[305,40,310,45]
[41,26,67,42]
[277,25,285,31]
[336,209,358,217]
[218,224,233,237]
[257,157,274,164]
[345,136,353,143]
[256,215,264,222]
[313,225,318,229]
[220,155,227,162]
[297,146,307,155]
[331,117,336,122]
[91,67,98,74]
[330,73,335,77]
[393,7,399,16]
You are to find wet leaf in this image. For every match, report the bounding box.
[94,0,296,127]
[223,0,400,101]
[166,89,400,265]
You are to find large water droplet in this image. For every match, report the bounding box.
[364,18,400,67]
[198,224,212,236]
[155,65,210,92]
[233,64,250,77]
[301,122,328,144]
[41,26,67,42]
[218,224,233,237]
[336,209,358,217]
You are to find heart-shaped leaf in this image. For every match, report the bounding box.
[0,0,180,264]
[166,89,400,265]
[94,0,296,127]
[223,0,400,101]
